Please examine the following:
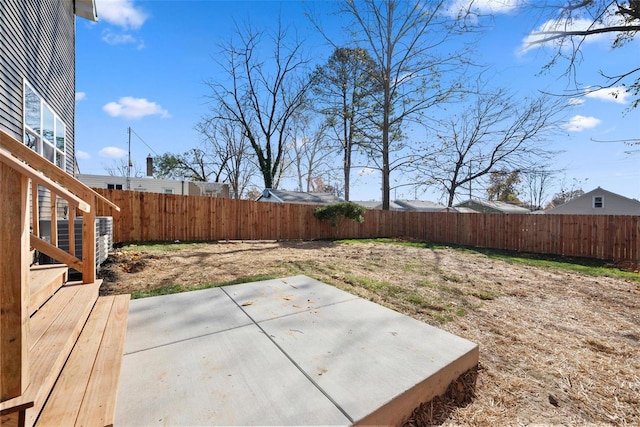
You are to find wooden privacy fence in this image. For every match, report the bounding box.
[93,189,640,263]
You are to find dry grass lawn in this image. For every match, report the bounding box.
[99,240,640,426]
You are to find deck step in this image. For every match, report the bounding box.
[36,294,130,427]
[29,265,68,315]
[0,281,100,426]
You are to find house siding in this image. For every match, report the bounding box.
[0,0,76,174]
[548,188,640,215]
[77,174,193,195]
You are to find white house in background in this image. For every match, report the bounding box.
[454,199,531,214]
[256,189,342,204]
[546,187,640,215]
[76,174,230,197]
[441,206,479,213]
[353,200,404,210]
[394,199,447,212]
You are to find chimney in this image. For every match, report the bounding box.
[146,154,153,177]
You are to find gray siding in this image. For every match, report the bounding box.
[548,188,640,215]
[0,0,76,174]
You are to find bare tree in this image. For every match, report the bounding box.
[527,0,640,107]
[421,89,565,207]
[196,119,258,199]
[547,176,588,208]
[549,188,585,208]
[105,159,144,178]
[312,47,380,200]
[335,0,474,209]
[521,167,558,210]
[204,20,313,190]
[286,111,335,193]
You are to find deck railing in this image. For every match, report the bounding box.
[0,128,119,402]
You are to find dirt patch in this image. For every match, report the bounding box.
[99,240,640,425]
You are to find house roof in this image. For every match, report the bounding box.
[546,187,640,215]
[75,0,98,21]
[257,189,342,204]
[454,199,530,214]
[442,206,479,213]
[352,201,404,210]
[393,199,447,212]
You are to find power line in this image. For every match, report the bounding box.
[130,128,159,156]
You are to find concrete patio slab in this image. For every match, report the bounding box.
[116,324,351,426]
[116,275,478,426]
[123,286,251,354]
[223,275,359,322]
[257,297,478,425]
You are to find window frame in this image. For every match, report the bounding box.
[593,195,604,209]
[23,80,66,170]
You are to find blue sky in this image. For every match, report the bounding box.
[74,0,640,204]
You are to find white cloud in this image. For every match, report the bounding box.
[103,97,170,119]
[585,86,629,104]
[96,0,147,30]
[75,92,86,101]
[446,0,522,17]
[564,115,601,132]
[520,18,597,54]
[101,30,145,49]
[76,150,91,160]
[99,146,127,158]
[102,31,133,44]
[568,97,585,106]
[520,3,628,54]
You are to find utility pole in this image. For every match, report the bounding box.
[127,127,132,190]
[467,159,472,200]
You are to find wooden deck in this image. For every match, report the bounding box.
[1,128,126,426]
[1,267,130,427]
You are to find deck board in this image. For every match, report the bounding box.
[37,294,130,427]
[76,295,130,427]
[29,265,68,315]
[35,297,113,426]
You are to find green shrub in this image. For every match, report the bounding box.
[313,202,366,226]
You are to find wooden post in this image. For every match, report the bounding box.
[50,191,58,246]
[0,163,29,401]
[31,183,39,237]
[68,206,75,257]
[81,192,96,284]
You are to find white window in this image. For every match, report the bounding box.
[23,82,66,169]
[107,184,123,190]
[593,196,604,209]
[164,189,173,194]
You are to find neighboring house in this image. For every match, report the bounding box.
[546,187,640,215]
[353,200,404,210]
[394,199,447,212]
[441,206,479,213]
[76,173,230,197]
[256,189,342,204]
[454,199,531,214]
